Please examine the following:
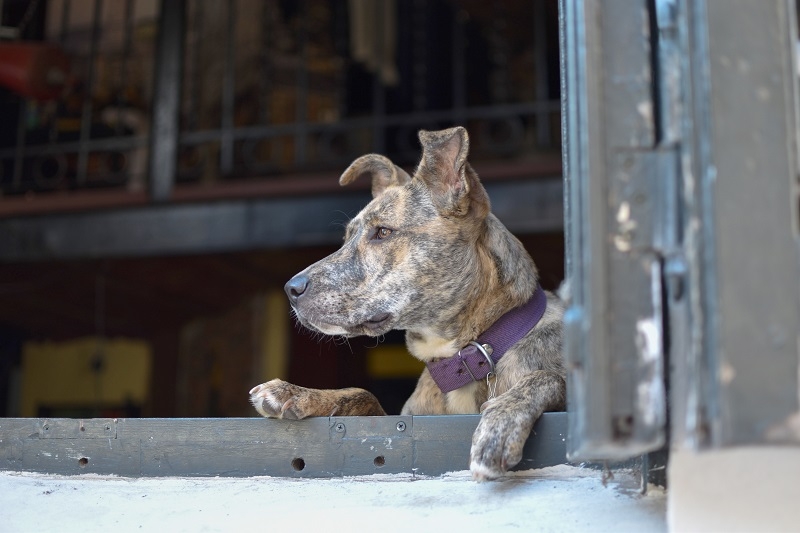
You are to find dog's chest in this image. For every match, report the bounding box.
[445,382,481,414]
[406,329,460,361]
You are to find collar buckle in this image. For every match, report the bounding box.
[469,341,495,376]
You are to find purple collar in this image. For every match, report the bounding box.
[425,285,547,393]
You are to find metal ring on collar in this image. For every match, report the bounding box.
[469,341,496,375]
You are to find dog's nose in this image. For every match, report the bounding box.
[285,275,309,303]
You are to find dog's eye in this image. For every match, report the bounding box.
[374,227,393,240]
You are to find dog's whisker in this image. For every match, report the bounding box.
[364,335,385,349]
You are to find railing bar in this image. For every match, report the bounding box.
[452,4,466,124]
[115,0,135,136]
[533,0,552,148]
[59,0,71,44]
[0,136,149,159]
[495,4,512,104]
[0,98,558,162]
[411,0,430,111]
[294,0,309,165]
[174,101,562,146]
[11,101,25,191]
[0,100,561,160]
[76,0,103,185]
[255,1,273,166]
[333,1,348,125]
[371,0,386,153]
[258,1,271,125]
[412,0,426,112]
[187,0,203,131]
[148,0,185,201]
[48,0,71,147]
[220,0,236,175]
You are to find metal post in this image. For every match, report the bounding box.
[533,0,551,147]
[678,0,800,447]
[148,0,185,202]
[76,0,103,186]
[561,0,669,462]
[295,0,309,165]
[220,0,236,176]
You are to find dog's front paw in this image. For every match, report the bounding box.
[249,379,313,420]
[469,402,532,481]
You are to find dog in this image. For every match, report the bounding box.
[249,126,566,480]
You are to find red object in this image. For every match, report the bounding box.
[0,42,70,100]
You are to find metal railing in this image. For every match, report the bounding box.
[0,0,560,200]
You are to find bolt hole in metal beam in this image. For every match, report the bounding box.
[79,458,89,468]
[291,458,305,472]
[373,456,385,468]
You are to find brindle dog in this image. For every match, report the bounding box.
[249,127,566,480]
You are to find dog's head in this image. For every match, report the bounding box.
[285,126,492,338]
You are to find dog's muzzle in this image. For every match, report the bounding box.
[284,273,393,336]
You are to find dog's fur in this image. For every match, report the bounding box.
[249,127,566,480]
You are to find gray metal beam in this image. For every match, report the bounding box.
[0,413,567,478]
[0,180,563,262]
[561,0,668,462]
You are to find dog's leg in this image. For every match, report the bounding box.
[469,370,566,481]
[249,379,386,419]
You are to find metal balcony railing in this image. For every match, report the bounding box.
[0,0,560,205]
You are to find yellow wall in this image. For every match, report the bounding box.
[21,337,151,417]
[367,345,425,378]
[259,290,290,381]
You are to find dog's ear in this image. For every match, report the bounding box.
[417,127,489,218]
[339,154,411,198]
